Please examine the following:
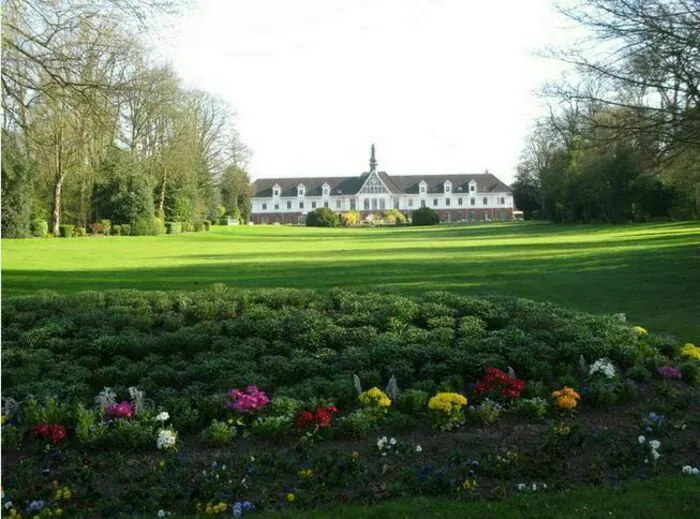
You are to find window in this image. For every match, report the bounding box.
[470,198,475,206]
[336,200,341,209]
[421,200,426,208]
[499,197,505,205]
[408,199,414,208]
[445,184,451,193]
[483,197,488,205]
[323,188,330,196]
[273,189,280,197]
[274,204,279,210]
[359,174,389,194]
[469,184,476,193]
[350,199,356,210]
[379,198,386,210]
[286,201,292,210]
[364,199,370,210]
[262,203,267,211]
[298,186,305,196]
[311,201,317,209]
[446,198,451,206]
[371,198,378,210]
[324,201,329,208]
[299,202,304,209]
[433,199,438,207]
[458,198,463,206]
[419,186,426,194]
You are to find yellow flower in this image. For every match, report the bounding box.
[680,343,700,360]
[54,490,63,500]
[351,451,360,460]
[286,492,296,503]
[633,326,648,336]
[428,392,468,414]
[359,387,392,408]
[553,387,580,409]
[298,468,314,479]
[55,510,63,517]
[62,489,71,500]
[205,504,213,514]
[159,460,165,468]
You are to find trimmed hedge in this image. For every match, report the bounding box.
[111,224,122,236]
[165,221,182,234]
[411,207,440,226]
[306,207,340,227]
[203,220,211,231]
[74,226,87,237]
[121,223,132,236]
[58,224,74,238]
[30,219,48,238]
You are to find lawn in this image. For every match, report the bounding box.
[3,221,699,338]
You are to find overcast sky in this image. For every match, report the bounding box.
[155,0,573,184]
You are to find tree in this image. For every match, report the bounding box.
[1,130,34,237]
[220,165,252,222]
[511,166,541,219]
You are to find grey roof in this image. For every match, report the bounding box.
[253,173,511,197]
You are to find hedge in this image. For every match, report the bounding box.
[58,224,74,237]
[30,219,48,238]
[165,221,182,234]
[411,207,440,226]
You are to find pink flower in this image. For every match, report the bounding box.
[226,386,270,412]
[105,401,134,419]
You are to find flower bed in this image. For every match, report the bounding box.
[1,287,698,516]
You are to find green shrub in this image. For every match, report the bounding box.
[512,397,549,420]
[201,419,237,446]
[30,219,49,238]
[154,217,165,235]
[411,207,440,226]
[203,220,211,231]
[181,221,193,232]
[131,216,162,236]
[397,389,429,416]
[58,224,74,238]
[99,219,112,233]
[627,364,652,382]
[111,224,122,236]
[306,208,339,227]
[0,424,22,451]
[678,360,699,386]
[121,223,132,236]
[74,226,87,237]
[193,221,204,232]
[165,222,182,234]
[385,208,407,225]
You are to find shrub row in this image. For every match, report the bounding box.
[28,219,213,237]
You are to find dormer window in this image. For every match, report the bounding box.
[469,180,477,193]
[444,181,452,194]
[419,181,427,195]
[322,183,330,197]
[297,183,306,197]
[272,184,281,197]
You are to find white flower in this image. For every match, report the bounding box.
[692,468,699,475]
[155,411,169,422]
[638,435,646,444]
[389,437,397,445]
[543,483,547,489]
[532,483,537,491]
[651,450,660,461]
[589,358,616,379]
[4,501,13,510]
[158,510,166,518]
[648,440,661,450]
[517,483,526,491]
[682,465,693,474]
[415,445,423,453]
[156,429,177,450]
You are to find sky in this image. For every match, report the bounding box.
[155,0,574,184]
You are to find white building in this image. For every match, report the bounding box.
[251,145,514,224]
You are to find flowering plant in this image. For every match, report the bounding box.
[359,387,391,409]
[104,401,134,419]
[156,428,178,451]
[295,405,339,430]
[226,385,270,413]
[589,358,616,379]
[657,366,682,379]
[376,435,397,456]
[33,423,67,445]
[682,465,699,475]
[633,326,648,336]
[428,392,468,430]
[552,387,581,410]
[475,368,525,400]
[642,412,665,433]
[680,343,700,360]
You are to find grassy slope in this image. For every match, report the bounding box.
[3,221,699,338]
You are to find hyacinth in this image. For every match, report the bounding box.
[104,401,134,419]
[552,387,581,410]
[475,368,525,399]
[657,366,682,379]
[680,343,700,360]
[34,423,67,445]
[156,429,177,450]
[589,358,616,379]
[428,392,468,414]
[633,326,648,336]
[226,385,270,413]
[359,387,392,408]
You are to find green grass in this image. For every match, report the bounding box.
[249,477,700,518]
[3,221,699,338]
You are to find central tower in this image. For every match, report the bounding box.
[369,143,377,173]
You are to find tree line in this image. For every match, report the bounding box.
[1,0,253,238]
[513,0,699,222]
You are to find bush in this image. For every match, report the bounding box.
[153,217,165,235]
[203,220,211,231]
[385,208,407,225]
[411,207,440,226]
[111,224,122,236]
[193,221,204,232]
[58,224,74,238]
[89,222,106,235]
[165,222,182,234]
[30,219,49,238]
[342,211,360,226]
[74,226,87,237]
[131,217,162,236]
[121,224,132,236]
[181,221,193,232]
[99,219,112,234]
[306,207,339,227]
[397,389,429,416]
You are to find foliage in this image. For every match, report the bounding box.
[29,219,49,238]
[384,208,407,225]
[306,208,340,227]
[1,130,34,237]
[165,222,182,235]
[411,207,440,226]
[342,211,360,226]
[58,225,74,238]
[428,392,468,430]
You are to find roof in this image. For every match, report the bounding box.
[252,172,511,197]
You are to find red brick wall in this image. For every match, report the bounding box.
[251,212,303,225]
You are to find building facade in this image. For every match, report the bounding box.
[250,146,515,224]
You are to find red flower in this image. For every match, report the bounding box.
[34,423,67,444]
[295,410,315,429]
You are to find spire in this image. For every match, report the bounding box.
[369,143,377,173]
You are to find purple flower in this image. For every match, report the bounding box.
[657,366,682,379]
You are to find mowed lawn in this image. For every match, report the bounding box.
[3,221,699,338]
